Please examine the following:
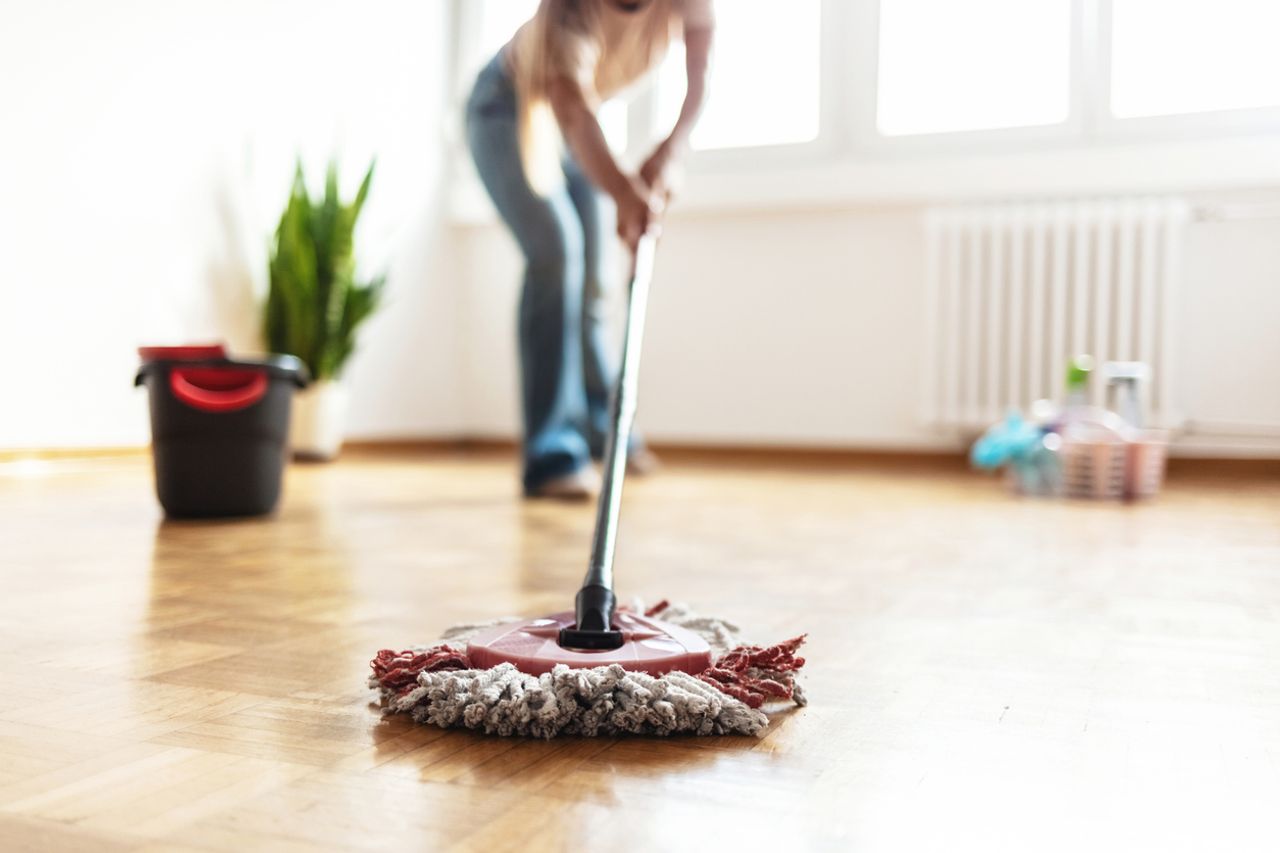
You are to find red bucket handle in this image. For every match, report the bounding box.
[169,367,268,413]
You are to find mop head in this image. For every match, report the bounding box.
[369,601,807,738]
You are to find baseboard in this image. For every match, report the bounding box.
[0,446,148,462]
[340,438,971,472]
[342,436,517,453]
[1166,456,1280,478]
[646,442,969,469]
[6,438,1279,478]
[341,437,1280,477]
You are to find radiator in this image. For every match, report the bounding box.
[921,198,1190,431]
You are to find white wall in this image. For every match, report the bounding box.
[453,189,1280,458]
[4,3,1279,458]
[455,206,934,447]
[0,0,460,448]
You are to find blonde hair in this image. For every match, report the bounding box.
[513,0,675,194]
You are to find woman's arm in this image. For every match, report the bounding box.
[666,25,714,154]
[548,77,656,249]
[640,23,713,198]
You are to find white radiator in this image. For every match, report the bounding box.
[921,198,1190,431]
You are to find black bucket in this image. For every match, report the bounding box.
[135,347,308,518]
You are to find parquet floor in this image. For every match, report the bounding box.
[1,448,1278,851]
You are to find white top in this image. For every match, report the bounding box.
[508,0,715,103]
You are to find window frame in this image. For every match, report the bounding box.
[691,0,1280,159]
[649,0,835,174]
[452,0,1280,219]
[846,0,1088,156]
[1091,0,1280,142]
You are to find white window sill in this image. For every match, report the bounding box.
[448,134,1280,225]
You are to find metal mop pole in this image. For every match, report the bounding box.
[559,233,658,650]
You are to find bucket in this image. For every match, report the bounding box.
[135,347,308,517]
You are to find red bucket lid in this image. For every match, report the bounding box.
[137,343,227,362]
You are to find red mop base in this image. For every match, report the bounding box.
[466,610,712,676]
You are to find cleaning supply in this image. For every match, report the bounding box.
[1064,354,1094,411]
[369,235,807,737]
[1103,361,1151,428]
[972,357,1169,501]
[970,410,1061,495]
[372,602,805,737]
[970,410,1043,469]
[135,346,308,517]
[1103,360,1166,499]
[1054,356,1167,500]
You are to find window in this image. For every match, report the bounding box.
[476,0,539,60]
[875,0,1071,136]
[459,0,1280,200]
[656,0,822,151]
[1109,0,1280,118]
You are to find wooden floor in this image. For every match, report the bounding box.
[1,449,1279,852]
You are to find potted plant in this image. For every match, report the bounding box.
[265,159,384,460]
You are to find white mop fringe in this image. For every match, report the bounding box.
[369,602,806,738]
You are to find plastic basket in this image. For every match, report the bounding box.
[1060,429,1168,500]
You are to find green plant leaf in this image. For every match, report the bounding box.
[352,160,375,221]
[264,156,383,381]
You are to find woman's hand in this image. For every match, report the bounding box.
[614,176,662,252]
[639,139,684,204]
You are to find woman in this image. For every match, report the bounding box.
[466,0,714,499]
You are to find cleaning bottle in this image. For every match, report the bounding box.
[1059,355,1129,435]
[1064,355,1095,416]
[1102,361,1151,429]
[1057,355,1132,498]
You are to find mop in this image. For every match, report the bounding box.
[369,236,807,738]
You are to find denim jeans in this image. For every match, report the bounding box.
[465,54,636,492]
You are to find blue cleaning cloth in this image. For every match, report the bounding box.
[970,411,1043,469]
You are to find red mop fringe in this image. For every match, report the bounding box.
[371,646,472,695]
[643,601,808,706]
[697,635,808,709]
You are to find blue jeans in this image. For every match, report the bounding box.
[465,55,635,492]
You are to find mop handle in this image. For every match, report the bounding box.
[576,233,658,630]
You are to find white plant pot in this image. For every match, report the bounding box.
[290,380,348,461]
